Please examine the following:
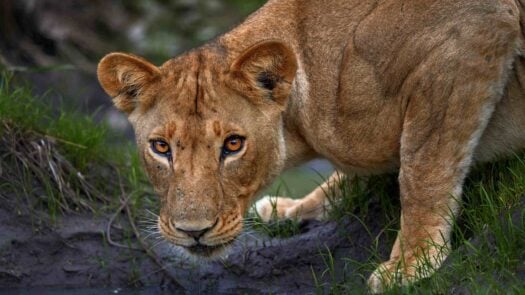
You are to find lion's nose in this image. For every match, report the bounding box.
[175,218,218,239]
[176,227,209,239]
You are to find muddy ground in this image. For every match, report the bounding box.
[0,195,395,294]
[0,190,523,294]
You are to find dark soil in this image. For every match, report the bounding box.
[0,196,393,294]
[0,204,166,290]
[1,190,523,294]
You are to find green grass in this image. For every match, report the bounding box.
[251,152,525,293]
[0,71,153,220]
[286,157,525,293]
[0,72,109,170]
[246,207,302,239]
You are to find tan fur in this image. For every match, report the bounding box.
[97,0,525,292]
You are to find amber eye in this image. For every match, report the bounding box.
[222,135,245,158]
[151,140,171,156]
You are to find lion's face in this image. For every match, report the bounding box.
[97,41,297,258]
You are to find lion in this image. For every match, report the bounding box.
[97,0,525,292]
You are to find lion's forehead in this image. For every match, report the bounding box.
[157,49,229,112]
[151,118,226,140]
[141,49,255,145]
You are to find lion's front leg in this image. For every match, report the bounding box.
[368,37,520,293]
[368,103,495,292]
[254,171,345,222]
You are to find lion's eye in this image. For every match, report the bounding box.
[222,135,245,158]
[151,140,171,156]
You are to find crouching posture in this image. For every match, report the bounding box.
[97,0,525,292]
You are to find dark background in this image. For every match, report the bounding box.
[0,0,265,134]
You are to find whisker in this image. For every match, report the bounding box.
[143,231,162,240]
[145,209,160,217]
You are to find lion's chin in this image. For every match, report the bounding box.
[179,240,235,259]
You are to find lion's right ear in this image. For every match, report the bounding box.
[229,41,297,108]
[97,53,160,114]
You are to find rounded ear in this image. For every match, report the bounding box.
[97,52,160,114]
[229,40,297,106]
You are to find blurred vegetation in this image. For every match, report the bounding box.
[0,0,266,71]
[122,0,266,63]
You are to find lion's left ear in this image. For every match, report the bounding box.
[229,41,297,107]
[97,52,160,114]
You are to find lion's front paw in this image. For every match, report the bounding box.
[367,259,409,294]
[367,248,447,293]
[253,196,300,222]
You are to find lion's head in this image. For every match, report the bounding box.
[97,41,297,258]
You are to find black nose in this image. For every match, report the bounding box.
[175,219,218,240]
[176,227,210,239]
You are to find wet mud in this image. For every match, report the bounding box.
[0,198,392,294]
[1,197,523,294]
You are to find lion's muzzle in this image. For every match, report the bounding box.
[159,211,243,258]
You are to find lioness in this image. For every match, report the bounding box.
[97,0,525,292]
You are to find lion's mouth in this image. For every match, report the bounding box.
[183,240,235,258]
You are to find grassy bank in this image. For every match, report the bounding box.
[0,71,153,221]
[249,132,525,292]
[253,160,525,293]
